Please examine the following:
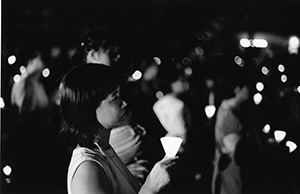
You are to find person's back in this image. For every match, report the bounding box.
[211,63,253,194]
[10,53,53,128]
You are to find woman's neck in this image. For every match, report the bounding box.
[95,128,111,150]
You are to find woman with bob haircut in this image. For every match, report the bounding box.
[60,63,178,194]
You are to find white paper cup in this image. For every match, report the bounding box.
[160,136,183,158]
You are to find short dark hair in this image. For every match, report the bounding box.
[212,56,255,107]
[59,64,118,148]
[72,28,123,66]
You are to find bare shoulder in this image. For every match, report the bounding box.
[72,160,110,194]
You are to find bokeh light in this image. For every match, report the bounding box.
[196,32,204,40]
[184,67,193,76]
[3,165,12,176]
[20,66,26,74]
[288,36,299,54]
[13,74,21,83]
[261,66,269,75]
[297,86,300,93]
[278,64,285,72]
[42,68,50,78]
[286,141,297,153]
[195,46,204,56]
[274,130,287,143]
[182,57,192,66]
[253,93,263,105]
[262,124,271,134]
[234,56,244,67]
[7,55,16,65]
[256,82,264,92]
[0,97,5,109]
[240,38,251,48]
[253,39,268,48]
[155,91,164,99]
[289,36,299,46]
[153,57,161,65]
[281,74,287,83]
[132,70,142,80]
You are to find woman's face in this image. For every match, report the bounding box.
[96,87,128,129]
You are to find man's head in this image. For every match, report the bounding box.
[77,29,122,67]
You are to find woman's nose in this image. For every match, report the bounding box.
[121,100,127,108]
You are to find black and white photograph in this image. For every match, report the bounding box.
[2,0,300,193]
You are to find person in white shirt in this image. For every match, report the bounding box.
[60,64,178,194]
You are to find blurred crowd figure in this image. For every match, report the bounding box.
[11,51,51,126]
[152,59,199,193]
[153,59,192,151]
[211,64,253,194]
[7,48,68,193]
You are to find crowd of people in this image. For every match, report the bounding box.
[2,26,300,194]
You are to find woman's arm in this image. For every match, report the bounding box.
[139,156,178,194]
[72,161,110,194]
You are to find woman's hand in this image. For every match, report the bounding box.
[140,156,178,194]
[127,159,149,183]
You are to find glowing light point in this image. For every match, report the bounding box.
[155,91,164,99]
[297,86,300,93]
[256,82,264,92]
[51,47,61,58]
[195,46,204,56]
[262,124,271,134]
[132,70,142,80]
[286,141,297,153]
[261,66,269,75]
[20,66,26,74]
[205,105,216,119]
[0,97,5,109]
[240,38,251,48]
[289,36,299,46]
[153,57,161,65]
[184,67,193,76]
[253,39,268,48]
[234,56,244,67]
[8,55,16,65]
[288,36,299,54]
[5,178,11,184]
[42,68,50,78]
[3,165,12,176]
[182,57,192,66]
[253,93,263,105]
[278,64,285,72]
[274,130,286,143]
[281,74,287,83]
[13,74,21,83]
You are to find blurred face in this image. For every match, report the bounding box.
[26,54,44,76]
[171,79,189,93]
[86,48,111,66]
[96,87,128,129]
[86,46,121,67]
[234,86,249,102]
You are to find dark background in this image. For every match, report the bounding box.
[2,0,300,193]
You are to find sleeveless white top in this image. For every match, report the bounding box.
[67,143,141,194]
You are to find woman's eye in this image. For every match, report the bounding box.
[112,96,121,103]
